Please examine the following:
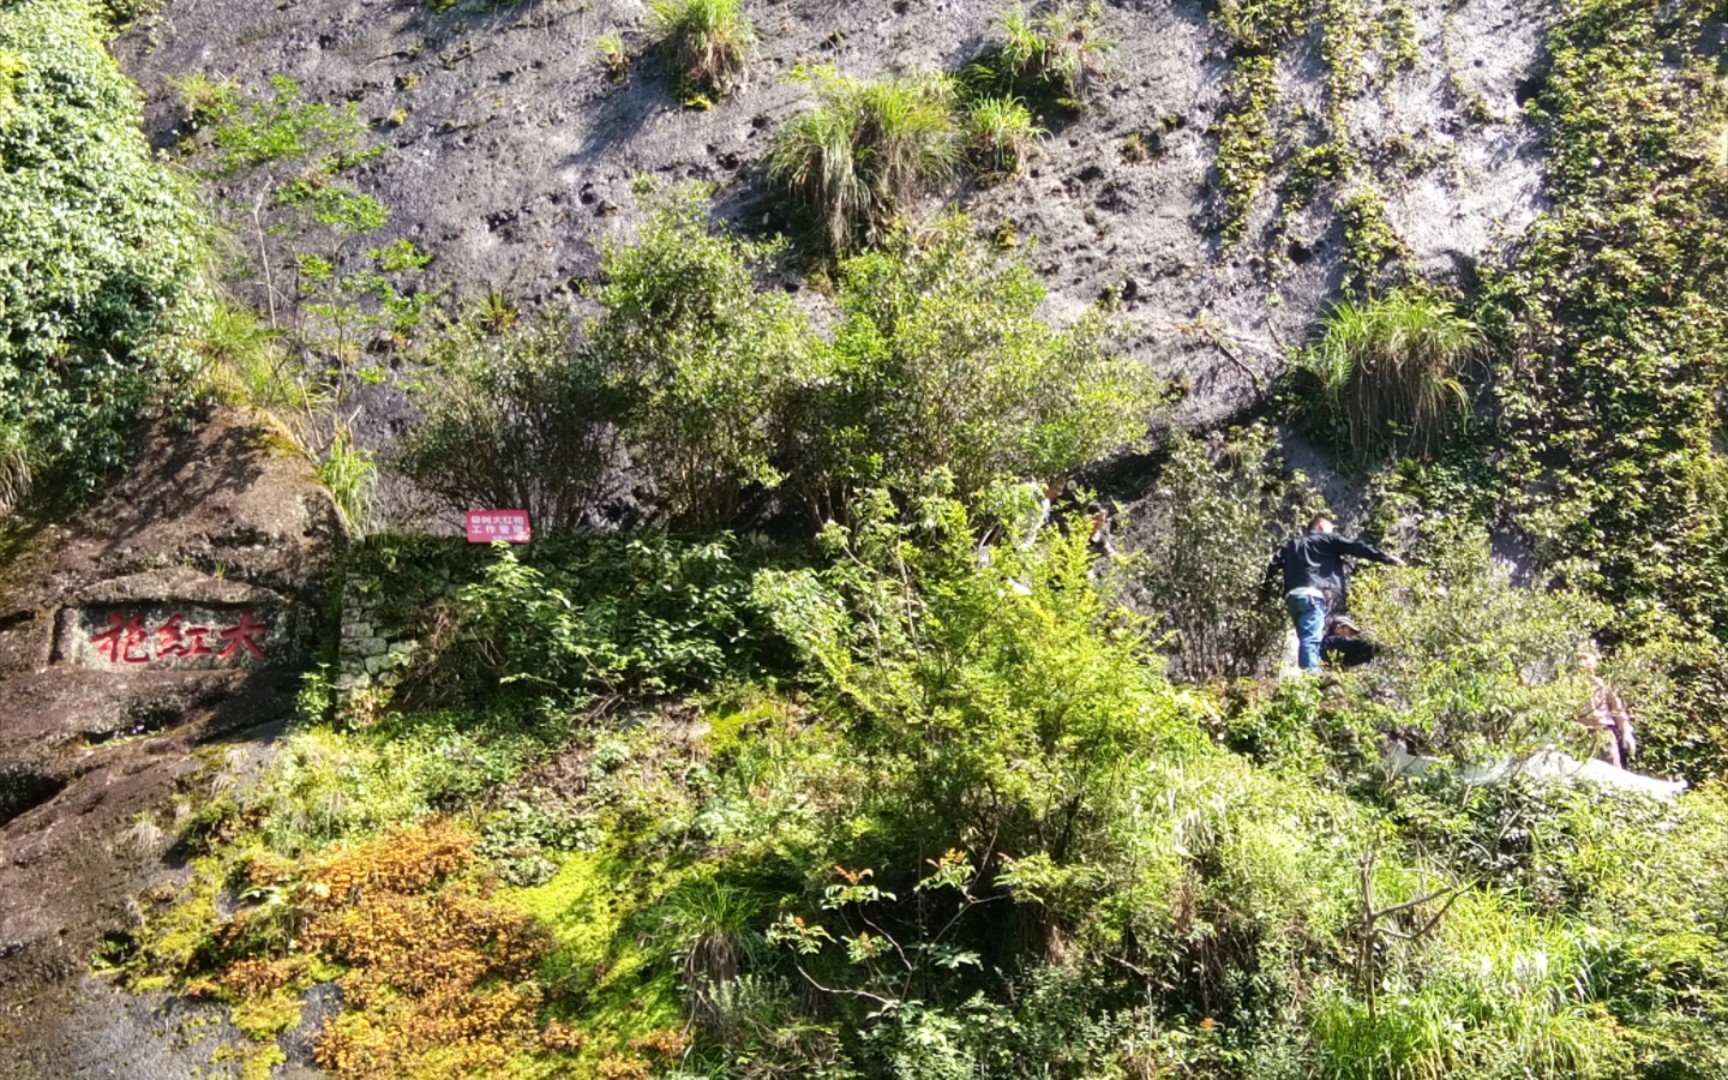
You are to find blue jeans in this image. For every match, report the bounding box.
[1286,593,1327,673]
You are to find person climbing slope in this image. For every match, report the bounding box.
[1262,514,1404,674]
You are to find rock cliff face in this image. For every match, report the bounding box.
[114,0,1553,435]
[0,415,342,1075]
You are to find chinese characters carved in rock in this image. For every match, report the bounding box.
[88,610,269,665]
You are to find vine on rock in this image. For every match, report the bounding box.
[1485,0,1728,776]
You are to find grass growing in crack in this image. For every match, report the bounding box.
[967,1,1114,110]
[1300,287,1484,458]
[965,95,1043,181]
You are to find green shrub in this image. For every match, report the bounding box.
[1301,288,1485,458]
[647,0,753,100]
[201,74,369,177]
[768,68,962,255]
[779,215,1160,517]
[446,535,770,703]
[1343,518,1607,758]
[587,187,814,529]
[393,311,622,533]
[752,477,1204,882]
[967,2,1114,110]
[1127,425,1324,681]
[0,0,206,500]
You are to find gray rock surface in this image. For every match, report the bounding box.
[115,0,1556,442]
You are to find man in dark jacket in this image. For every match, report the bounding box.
[1263,515,1404,673]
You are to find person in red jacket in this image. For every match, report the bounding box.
[1262,515,1404,673]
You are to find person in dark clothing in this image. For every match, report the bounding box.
[1320,616,1377,669]
[1263,515,1404,673]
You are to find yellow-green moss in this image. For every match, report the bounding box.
[503,850,684,1073]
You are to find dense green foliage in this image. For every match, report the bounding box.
[1487,0,1728,641]
[0,0,204,502]
[784,214,1158,519]
[121,487,1728,1078]
[588,193,813,529]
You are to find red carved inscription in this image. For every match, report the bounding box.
[88,610,270,664]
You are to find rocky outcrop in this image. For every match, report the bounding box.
[0,413,342,1076]
[113,0,1555,438]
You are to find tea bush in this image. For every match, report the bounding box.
[394,311,624,532]
[396,193,1157,531]
[587,188,813,530]
[782,214,1161,518]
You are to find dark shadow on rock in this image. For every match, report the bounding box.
[563,55,680,169]
[92,424,272,562]
[0,765,66,828]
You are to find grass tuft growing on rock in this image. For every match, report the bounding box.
[768,68,961,256]
[648,0,753,102]
[1301,287,1484,458]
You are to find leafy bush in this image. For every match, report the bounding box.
[754,481,1200,860]
[781,215,1160,517]
[768,68,962,255]
[393,311,623,532]
[0,0,205,500]
[587,188,814,529]
[647,0,753,101]
[1343,519,1607,758]
[1300,288,1485,458]
[1126,425,1324,681]
[445,536,770,703]
[967,2,1114,110]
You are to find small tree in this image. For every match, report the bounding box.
[1127,426,1325,681]
[780,215,1161,520]
[392,312,623,532]
[588,188,814,530]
